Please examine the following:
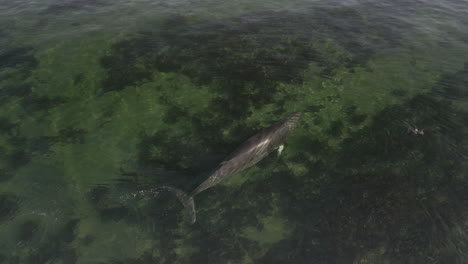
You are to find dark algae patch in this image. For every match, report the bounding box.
[0,194,19,221]
[44,0,110,14]
[433,62,468,100]
[18,219,40,242]
[0,169,14,182]
[0,47,38,77]
[344,105,367,126]
[8,217,81,264]
[0,83,32,103]
[0,121,85,181]
[100,32,160,93]
[2,134,31,172]
[22,221,80,264]
[0,46,38,106]
[28,127,87,154]
[100,8,408,101]
[20,96,68,113]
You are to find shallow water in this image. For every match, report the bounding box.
[0,0,467,263]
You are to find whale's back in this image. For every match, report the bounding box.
[191,112,301,196]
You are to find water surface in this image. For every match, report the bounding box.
[0,0,467,263]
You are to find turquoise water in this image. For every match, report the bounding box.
[0,0,467,263]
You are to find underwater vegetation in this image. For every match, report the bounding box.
[16,219,80,264]
[20,95,69,113]
[0,1,467,262]
[18,219,40,242]
[0,194,19,221]
[43,0,110,14]
[254,68,468,263]
[121,57,467,263]
[0,119,30,182]
[0,46,38,83]
[100,9,409,121]
[100,7,412,177]
[0,46,38,72]
[101,9,408,88]
[0,83,32,104]
[0,115,86,184]
[433,62,468,100]
[85,7,468,263]
[0,45,69,138]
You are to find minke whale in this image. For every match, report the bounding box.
[163,112,301,224]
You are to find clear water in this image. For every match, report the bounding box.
[0,0,467,263]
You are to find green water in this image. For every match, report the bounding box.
[0,0,467,263]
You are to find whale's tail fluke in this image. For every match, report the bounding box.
[161,186,196,224]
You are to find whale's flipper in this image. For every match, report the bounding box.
[162,186,196,224]
[277,144,284,156]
